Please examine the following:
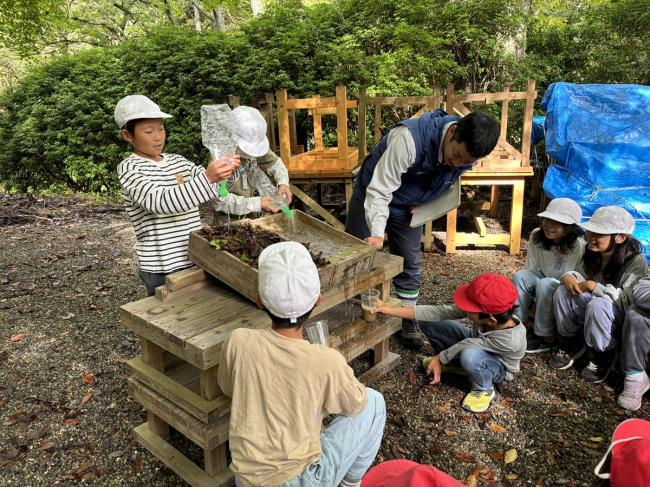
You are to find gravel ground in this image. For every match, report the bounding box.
[1,193,648,486]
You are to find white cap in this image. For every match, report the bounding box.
[537,198,582,225]
[114,95,172,129]
[258,242,320,323]
[232,106,269,157]
[581,206,636,235]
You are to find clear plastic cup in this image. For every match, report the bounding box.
[304,320,330,346]
[361,289,380,322]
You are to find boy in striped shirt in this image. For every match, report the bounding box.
[115,95,238,296]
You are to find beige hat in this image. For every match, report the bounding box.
[232,106,269,157]
[537,198,582,225]
[258,242,320,323]
[581,206,636,235]
[114,95,172,129]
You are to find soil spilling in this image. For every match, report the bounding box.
[200,222,330,268]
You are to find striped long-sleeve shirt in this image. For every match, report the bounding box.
[117,153,220,273]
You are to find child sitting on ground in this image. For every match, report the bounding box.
[512,198,585,353]
[115,94,238,295]
[217,241,386,487]
[375,273,525,413]
[549,205,647,383]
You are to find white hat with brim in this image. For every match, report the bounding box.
[232,106,270,157]
[258,242,320,323]
[580,206,636,235]
[114,95,172,129]
[537,197,583,225]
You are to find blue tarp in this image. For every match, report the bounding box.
[541,82,650,259]
[532,115,545,145]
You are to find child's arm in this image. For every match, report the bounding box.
[375,300,415,320]
[375,301,465,322]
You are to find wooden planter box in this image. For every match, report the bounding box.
[188,210,376,302]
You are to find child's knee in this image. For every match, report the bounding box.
[364,388,386,417]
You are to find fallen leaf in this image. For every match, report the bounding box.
[546,450,555,465]
[535,477,548,487]
[550,410,566,417]
[0,399,5,407]
[453,450,476,463]
[577,388,587,399]
[64,418,81,426]
[589,437,604,442]
[488,422,507,433]
[465,474,478,487]
[61,312,75,320]
[504,448,518,464]
[435,401,451,413]
[80,390,93,405]
[407,370,417,385]
[39,441,56,452]
[82,373,95,384]
[443,429,457,437]
[10,334,25,342]
[506,474,519,480]
[131,459,141,473]
[488,451,504,462]
[391,445,406,459]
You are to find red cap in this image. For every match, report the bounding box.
[595,418,650,486]
[361,460,465,487]
[452,273,518,314]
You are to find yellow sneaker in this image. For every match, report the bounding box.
[461,389,495,412]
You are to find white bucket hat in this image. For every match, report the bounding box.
[258,242,320,323]
[232,106,269,157]
[537,198,583,225]
[114,95,172,129]
[581,206,636,235]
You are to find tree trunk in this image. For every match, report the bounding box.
[213,6,225,31]
[503,0,532,61]
[193,4,201,31]
[250,0,264,17]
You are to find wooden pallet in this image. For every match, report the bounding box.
[121,252,404,486]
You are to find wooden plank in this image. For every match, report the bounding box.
[128,378,229,450]
[165,267,207,291]
[358,86,367,161]
[521,79,536,166]
[141,339,170,439]
[445,83,455,115]
[337,316,402,362]
[307,100,358,115]
[128,357,230,423]
[200,366,221,401]
[205,445,228,477]
[446,208,457,253]
[133,423,234,487]
[451,91,529,103]
[284,96,336,109]
[365,95,439,106]
[359,352,400,385]
[336,86,348,165]
[500,87,510,140]
[290,184,344,230]
[374,104,382,147]
[472,212,487,237]
[450,232,511,246]
[156,280,210,302]
[423,221,433,251]
[373,338,389,365]
[490,186,499,218]
[226,95,240,108]
[276,89,292,166]
[509,179,525,255]
[313,95,323,151]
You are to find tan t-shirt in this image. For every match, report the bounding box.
[217,328,367,487]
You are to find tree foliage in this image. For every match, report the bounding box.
[0,0,648,192]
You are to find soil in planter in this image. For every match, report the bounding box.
[200,222,330,269]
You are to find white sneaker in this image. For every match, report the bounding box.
[617,372,650,411]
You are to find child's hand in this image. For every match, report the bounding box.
[578,280,597,293]
[206,156,241,183]
[426,355,442,385]
[562,275,582,295]
[260,196,279,213]
[277,185,292,204]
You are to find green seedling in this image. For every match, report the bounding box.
[209,239,226,250]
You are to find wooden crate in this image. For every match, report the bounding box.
[188,210,376,302]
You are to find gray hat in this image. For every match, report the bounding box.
[114,95,172,129]
[537,198,582,225]
[580,206,636,235]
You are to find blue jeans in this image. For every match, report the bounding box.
[512,269,560,337]
[553,285,624,352]
[345,193,422,332]
[236,389,386,487]
[420,320,506,391]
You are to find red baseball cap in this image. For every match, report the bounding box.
[361,460,464,487]
[594,418,650,486]
[452,273,518,314]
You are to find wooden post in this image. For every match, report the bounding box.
[226,95,240,108]
[358,86,367,161]
[433,86,441,110]
[509,179,525,255]
[445,83,455,114]
[423,221,433,251]
[336,85,348,165]
[276,89,292,165]
[373,104,382,147]
[199,366,221,401]
[521,79,536,166]
[204,444,228,476]
[500,86,510,140]
[373,280,391,364]
[313,95,324,151]
[261,92,277,153]
[289,109,298,152]
[140,339,170,439]
[446,208,457,253]
[490,185,500,218]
